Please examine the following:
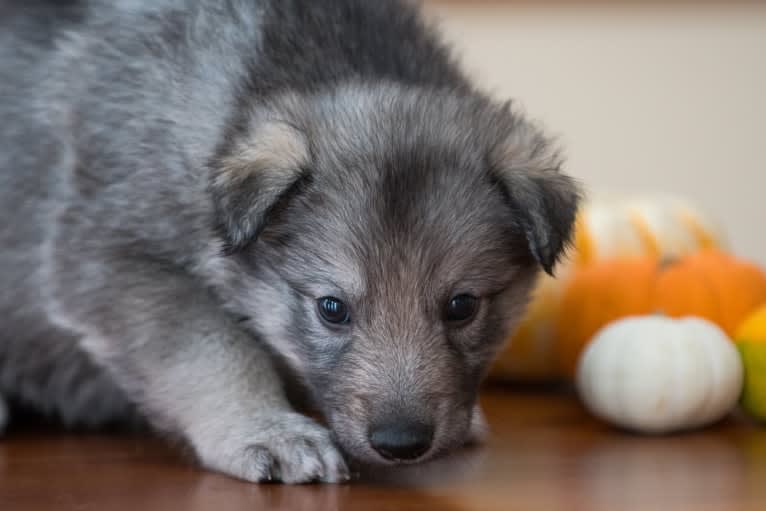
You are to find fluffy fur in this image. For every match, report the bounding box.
[0,0,580,482]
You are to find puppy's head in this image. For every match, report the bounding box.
[210,84,580,464]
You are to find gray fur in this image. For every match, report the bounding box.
[0,0,580,483]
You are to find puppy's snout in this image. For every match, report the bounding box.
[368,420,434,461]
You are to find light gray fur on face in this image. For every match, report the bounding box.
[0,0,579,483]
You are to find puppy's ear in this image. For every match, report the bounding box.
[210,121,311,252]
[490,113,582,275]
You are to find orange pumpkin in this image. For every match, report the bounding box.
[556,250,766,376]
[556,258,658,375]
[655,250,766,336]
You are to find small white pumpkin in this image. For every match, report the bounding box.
[576,315,743,434]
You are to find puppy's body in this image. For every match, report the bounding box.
[0,0,579,482]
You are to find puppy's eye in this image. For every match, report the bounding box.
[445,294,479,323]
[317,296,350,324]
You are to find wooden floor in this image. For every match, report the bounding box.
[1,386,765,511]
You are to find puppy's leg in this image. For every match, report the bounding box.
[51,257,348,483]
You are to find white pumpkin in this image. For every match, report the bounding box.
[576,315,743,434]
[572,194,726,266]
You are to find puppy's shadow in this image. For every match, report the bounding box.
[354,444,488,487]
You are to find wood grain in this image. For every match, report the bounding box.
[1,387,765,511]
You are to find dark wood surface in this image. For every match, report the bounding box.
[2,387,764,511]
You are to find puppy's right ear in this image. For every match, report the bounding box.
[210,121,311,252]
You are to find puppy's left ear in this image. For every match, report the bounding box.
[490,114,582,275]
[210,120,311,252]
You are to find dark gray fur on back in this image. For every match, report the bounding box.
[0,0,579,483]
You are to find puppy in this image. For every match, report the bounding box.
[0,0,580,483]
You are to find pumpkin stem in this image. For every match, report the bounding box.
[658,256,678,271]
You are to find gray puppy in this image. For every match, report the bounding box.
[0,0,580,483]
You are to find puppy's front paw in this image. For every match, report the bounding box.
[197,412,349,484]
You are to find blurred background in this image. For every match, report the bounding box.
[423,0,766,265]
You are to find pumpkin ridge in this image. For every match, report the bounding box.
[628,211,661,257]
[678,210,718,249]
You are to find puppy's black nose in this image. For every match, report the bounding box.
[369,421,434,461]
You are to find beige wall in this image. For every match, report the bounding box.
[424,1,766,265]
